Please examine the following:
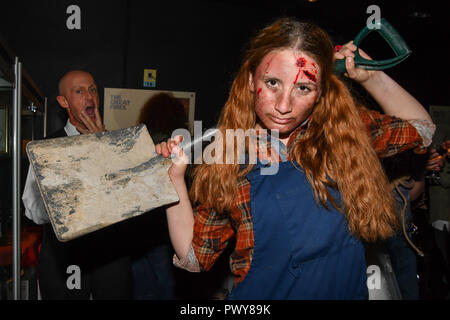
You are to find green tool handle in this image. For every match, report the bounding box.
[334,18,412,75]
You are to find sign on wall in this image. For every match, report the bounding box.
[103,88,196,134]
[143,69,157,88]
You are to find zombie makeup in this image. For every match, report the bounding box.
[293,55,318,84]
[252,49,320,143]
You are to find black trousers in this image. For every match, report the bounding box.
[38,224,131,300]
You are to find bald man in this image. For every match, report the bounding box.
[55,70,104,134]
[22,70,131,299]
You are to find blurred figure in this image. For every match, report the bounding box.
[382,151,428,300]
[407,139,449,299]
[138,92,187,144]
[426,140,450,299]
[130,92,187,299]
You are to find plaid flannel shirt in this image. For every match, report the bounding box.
[190,109,428,285]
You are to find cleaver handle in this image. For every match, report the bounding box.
[105,127,219,180]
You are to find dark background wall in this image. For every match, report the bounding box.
[0,1,448,288]
[0,0,449,134]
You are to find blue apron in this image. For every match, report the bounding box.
[228,160,368,300]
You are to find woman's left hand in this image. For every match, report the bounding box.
[334,41,378,84]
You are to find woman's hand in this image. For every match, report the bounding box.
[157,135,195,260]
[335,41,432,122]
[155,135,189,182]
[334,41,378,84]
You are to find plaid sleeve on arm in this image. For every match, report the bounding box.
[191,203,235,271]
[359,109,426,158]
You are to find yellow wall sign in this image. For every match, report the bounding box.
[143,69,157,87]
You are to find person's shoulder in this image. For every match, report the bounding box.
[45,127,67,139]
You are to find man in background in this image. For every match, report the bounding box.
[22,70,131,299]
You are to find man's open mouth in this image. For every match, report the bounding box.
[85,106,95,116]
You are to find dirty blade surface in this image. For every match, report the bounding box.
[26,124,178,242]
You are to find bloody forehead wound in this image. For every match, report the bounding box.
[294,57,318,83]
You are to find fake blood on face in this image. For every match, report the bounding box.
[294,69,302,84]
[296,58,306,68]
[303,70,317,83]
[294,57,307,84]
[265,57,274,74]
[255,88,262,109]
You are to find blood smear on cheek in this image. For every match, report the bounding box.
[255,90,262,111]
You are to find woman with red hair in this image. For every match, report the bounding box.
[156,18,434,299]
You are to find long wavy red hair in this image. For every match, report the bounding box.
[190,18,398,241]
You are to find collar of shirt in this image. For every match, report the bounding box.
[64,119,80,137]
[241,117,310,164]
[286,117,309,150]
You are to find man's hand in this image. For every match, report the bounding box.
[76,107,105,134]
[427,149,445,172]
[426,140,449,172]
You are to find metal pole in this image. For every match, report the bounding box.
[12,57,22,300]
[31,103,35,141]
[44,97,48,138]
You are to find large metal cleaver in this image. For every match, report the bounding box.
[26,124,179,242]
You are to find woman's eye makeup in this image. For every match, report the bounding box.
[263,78,315,94]
[296,84,316,95]
[298,85,310,92]
[265,79,278,88]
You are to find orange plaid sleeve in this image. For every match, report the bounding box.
[359,109,426,158]
[228,178,254,285]
[192,203,235,271]
[191,176,255,285]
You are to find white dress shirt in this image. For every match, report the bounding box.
[22,120,80,224]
